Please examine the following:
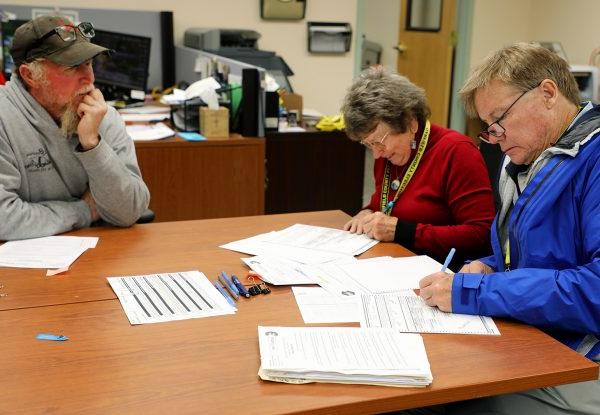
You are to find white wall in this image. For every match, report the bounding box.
[469,0,534,68]
[530,0,600,66]
[362,0,401,70]
[470,0,600,69]
[15,0,358,115]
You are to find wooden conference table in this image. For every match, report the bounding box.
[0,211,597,414]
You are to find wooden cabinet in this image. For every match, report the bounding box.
[265,130,365,215]
[135,135,265,222]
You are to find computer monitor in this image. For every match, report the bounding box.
[1,19,28,80]
[92,29,151,101]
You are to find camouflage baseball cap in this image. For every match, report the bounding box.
[10,15,109,67]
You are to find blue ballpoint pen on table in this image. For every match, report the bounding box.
[218,274,240,300]
[220,272,240,296]
[441,248,456,272]
[214,281,236,307]
[231,275,250,298]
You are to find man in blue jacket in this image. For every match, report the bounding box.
[419,42,600,414]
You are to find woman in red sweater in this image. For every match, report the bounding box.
[341,67,495,268]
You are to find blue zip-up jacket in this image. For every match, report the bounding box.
[452,106,600,359]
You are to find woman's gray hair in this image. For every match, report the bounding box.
[341,66,431,141]
[460,42,580,118]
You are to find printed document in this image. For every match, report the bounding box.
[221,224,377,264]
[258,326,432,387]
[337,255,448,292]
[266,224,377,256]
[360,292,500,335]
[292,286,361,323]
[0,236,98,269]
[108,270,236,325]
[126,122,175,141]
[309,257,392,298]
[241,255,318,285]
[221,232,353,264]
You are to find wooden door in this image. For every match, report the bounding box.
[397,0,456,126]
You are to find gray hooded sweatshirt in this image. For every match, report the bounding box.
[0,77,150,240]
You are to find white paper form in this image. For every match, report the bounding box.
[265,224,378,256]
[126,122,175,141]
[309,257,378,298]
[107,270,236,325]
[0,236,98,269]
[292,286,361,323]
[360,292,500,335]
[119,113,170,122]
[119,105,170,115]
[241,255,318,285]
[338,255,448,293]
[257,326,432,387]
[221,232,353,264]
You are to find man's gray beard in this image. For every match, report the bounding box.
[60,106,80,137]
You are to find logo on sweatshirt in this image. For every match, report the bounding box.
[24,148,53,172]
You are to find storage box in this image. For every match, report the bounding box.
[281,92,303,123]
[200,107,229,139]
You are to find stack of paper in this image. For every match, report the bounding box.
[126,122,175,141]
[108,270,236,325]
[0,236,98,269]
[241,255,323,285]
[221,224,377,267]
[258,326,432,387]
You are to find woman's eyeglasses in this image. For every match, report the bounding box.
[360,131,390,150]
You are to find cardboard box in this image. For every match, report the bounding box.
[200,106,229,139]
[281,93,303,122]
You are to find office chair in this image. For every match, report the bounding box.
[479,141,504,209]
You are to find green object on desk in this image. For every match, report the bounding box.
[229,82,242,119]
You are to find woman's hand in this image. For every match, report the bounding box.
[344,210,397,242]
[343,209,373,234]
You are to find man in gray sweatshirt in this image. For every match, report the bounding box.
[0,15,150,240]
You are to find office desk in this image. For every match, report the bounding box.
[265,130,365,215]
[134,135,265,222]
[0,211,353,311]
[0,211,597,414]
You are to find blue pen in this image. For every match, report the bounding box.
[441,248,456,272]
[218,274,240,300]
[231,275,250,298]
[220,271,240,296]
[213,281,236,307]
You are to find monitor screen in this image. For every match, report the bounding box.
[1,19,28,80]
[92,29,151,92]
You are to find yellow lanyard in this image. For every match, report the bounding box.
[380,120,431,215]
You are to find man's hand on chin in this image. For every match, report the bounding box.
[77,88,107,151]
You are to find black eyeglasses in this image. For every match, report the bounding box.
[27,22,95,60]
[479,83,540,144]
[40,22,95,43]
